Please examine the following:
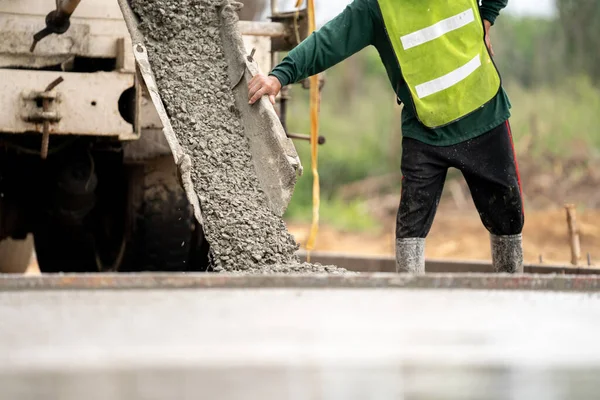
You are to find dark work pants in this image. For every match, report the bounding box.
[397,120,524,239]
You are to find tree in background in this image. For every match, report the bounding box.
[557,0,600,84]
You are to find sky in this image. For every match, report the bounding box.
[276,0,556,24]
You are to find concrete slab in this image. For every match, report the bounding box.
[1,285,600,399]
[2,273,600,291]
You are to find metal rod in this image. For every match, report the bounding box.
[45,76,64,92]
[41,101,50,160]
[270,0,279,79]
[40,77,64,160]
[287,132,325,145]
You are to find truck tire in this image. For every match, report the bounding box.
[0,236,34,274]
[34,154,209,273]
[122,156,208,272]
[34,148,126,273]
[34,226,99,273]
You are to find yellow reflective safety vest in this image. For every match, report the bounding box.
[378,0,501,128]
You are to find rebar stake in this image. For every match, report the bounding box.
[565,204,581,266]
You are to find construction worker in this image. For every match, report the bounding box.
[248,0,523,274]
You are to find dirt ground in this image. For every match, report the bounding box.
[22,206,597,274]
[288,206,600,266]
[289,155,600,267]
[23,204,600,273]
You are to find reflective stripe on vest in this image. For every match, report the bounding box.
[378,0,501,128]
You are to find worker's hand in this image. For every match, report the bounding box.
[248,74,281,105]
[483,19,494,57]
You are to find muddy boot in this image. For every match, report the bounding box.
[490,233,524,273]
[396,238,425,274]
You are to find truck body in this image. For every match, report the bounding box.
[0,0,304,273]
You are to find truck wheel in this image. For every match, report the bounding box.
[33,226,99,273]
[0,236,34,274]
[34,153,209,273]
[122,156,208,272]
[34,148,127,273]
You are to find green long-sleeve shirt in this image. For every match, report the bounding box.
[270,0,511,146]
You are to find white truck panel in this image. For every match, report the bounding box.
[0,69,137,139]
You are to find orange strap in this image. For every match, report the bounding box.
[295,0,320,261]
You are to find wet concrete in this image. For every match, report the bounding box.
[129,0,342,273]
[1,288,600,398]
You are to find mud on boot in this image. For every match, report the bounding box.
[490,233,524,273]
[396,238,425,274]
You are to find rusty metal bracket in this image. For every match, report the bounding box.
[20,77,65,158]
[22,89,61,124]
[22,110,61,123]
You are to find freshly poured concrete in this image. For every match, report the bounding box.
[127,0,333,273]
[1,287,600,399]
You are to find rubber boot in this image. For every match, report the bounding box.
[396,238,425,274]
[490,233,524,273]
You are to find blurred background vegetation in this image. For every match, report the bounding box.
[279,0,600,232]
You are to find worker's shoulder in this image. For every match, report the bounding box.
[349,0,378,12]
[363,0,384,20]
[346,0,380,21]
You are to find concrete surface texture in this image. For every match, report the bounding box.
[1,287,600,399]
[220,3,304,218]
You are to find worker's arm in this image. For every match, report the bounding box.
[248,0,374,104]
[480,0,508,25]
[480,0,508,56]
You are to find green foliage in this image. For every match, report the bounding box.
[493,16,566,87]
[557,0,600,83]
[494,2,600,87]
[286,48,399,199]
[283,48,398,231]
[506,76,600,158]
[285,195,380,232]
